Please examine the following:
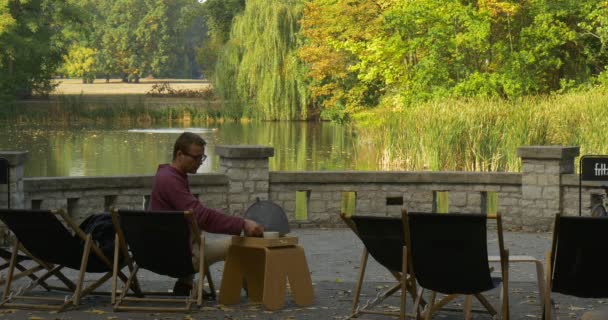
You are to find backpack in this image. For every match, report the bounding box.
[78,213,118,261]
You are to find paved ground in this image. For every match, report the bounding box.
[0,228,605,319]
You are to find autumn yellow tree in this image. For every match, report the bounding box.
[63,45,98,83]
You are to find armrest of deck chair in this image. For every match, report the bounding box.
[489,254,545,311]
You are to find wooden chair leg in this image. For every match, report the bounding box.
[351,248,369,316]
[401,246,407,320]
[115,264,140,309]
[73,234,92,305]
[1,239,20,303]
[424,291,437,320]
[544,251,552,320]
[111,234,120,305]
[413,288,425,319]
[474,293,497,316]
[463,295,473,320]
[205,264,216,297]
[197,235,205,307]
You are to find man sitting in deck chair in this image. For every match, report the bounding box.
[150,132,264,297]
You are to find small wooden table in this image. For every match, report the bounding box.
[218,236,314,310]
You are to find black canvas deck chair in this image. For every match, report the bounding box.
[0,209,132,311]
[340,212,423,319]
[404,211,509,320]
[111,209,211,312]
[544,214,608,320]
[0,158,49,289]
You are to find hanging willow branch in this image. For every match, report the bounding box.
[214,0,309,120]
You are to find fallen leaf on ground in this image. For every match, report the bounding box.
[568,305,586,311]
[85,309,106,314]
[0,310,17,314]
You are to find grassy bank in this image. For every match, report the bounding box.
[0,79,231,125]
[0,95,225,125]
[353,88,608,172]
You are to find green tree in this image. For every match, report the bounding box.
[196,0,245,79]
[214,0,309,120]
[298,0,387,120]
[299,0,608,110]
[0,0,81,99]
[63,45,97,83]
[88,0,203,82]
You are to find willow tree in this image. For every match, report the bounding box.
[214,0,309,120]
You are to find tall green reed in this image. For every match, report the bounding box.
[353,88,608,172]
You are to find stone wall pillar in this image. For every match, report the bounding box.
[0,151,28,210]
[0,151,28,245]
[518,146,579,231]
[215,145,274,216]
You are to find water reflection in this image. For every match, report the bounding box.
[0,122,373,177]
[128,128,217,134]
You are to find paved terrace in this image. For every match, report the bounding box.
[0,228,605,320]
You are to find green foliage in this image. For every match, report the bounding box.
[353,87,608,172]
[298,0,386,117]
[299,0,608,109]
[214,0,309,120]
[60,0,204,82]
[62,45,97,82]
[196,0,245,79]
[0,0,81,99]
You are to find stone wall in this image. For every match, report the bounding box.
[2,144,605,234]
[23,174,228,224]
[269,171,522,228]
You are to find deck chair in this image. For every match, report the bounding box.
[111,209,211,312]
[404,211,509,320]
[0,208,134,311]
[544,214,608,320]
[0,158,49,289]
[0,248,49,289]
[340,212,423,319]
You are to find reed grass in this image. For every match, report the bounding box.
[0,94,227,125]
[353,88,608,172]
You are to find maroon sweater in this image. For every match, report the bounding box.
[150,164,244,235]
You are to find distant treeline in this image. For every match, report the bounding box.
[2,0,608,122]
[0,0,236,99]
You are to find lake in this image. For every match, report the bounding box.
[0,121,378,177]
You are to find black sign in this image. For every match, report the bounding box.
[0,158,8,185]
[581,155,608,181]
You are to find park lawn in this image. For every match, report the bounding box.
[52,78,211,96]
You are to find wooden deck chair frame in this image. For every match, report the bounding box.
[0,248,50,289]
[111,209,208,312]
[404,211,510,320]
[0,159,51,290]
[340,212,424,319]
[0,209,134,312]
[543,214,608,320]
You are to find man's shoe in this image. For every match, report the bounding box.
[203,289,216,301]
[172,281,192,296]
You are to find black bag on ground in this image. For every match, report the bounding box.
[78,213,120,264]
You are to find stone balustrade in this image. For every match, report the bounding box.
[2,145,607,238]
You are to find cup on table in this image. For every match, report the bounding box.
[263,231,279,239]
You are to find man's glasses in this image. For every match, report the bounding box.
[183,151,207,164]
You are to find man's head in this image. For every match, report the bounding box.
[172,132,207,174]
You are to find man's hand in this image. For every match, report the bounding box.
[243,219,264,237]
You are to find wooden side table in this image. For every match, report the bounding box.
[218,236,314,310]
